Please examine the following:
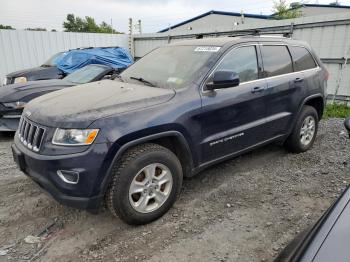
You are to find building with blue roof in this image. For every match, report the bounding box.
[158,3,350,34]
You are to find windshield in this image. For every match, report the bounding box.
[120,46,218,89]
[63,65,109,84]
[42,52,66,67]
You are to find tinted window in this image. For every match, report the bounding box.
[290,46,317,71]
[213,46,258,83]
[261,46,293,77]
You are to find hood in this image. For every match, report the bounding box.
[0,79,75,103]
[7,66,64,81]
[24,80,176,128]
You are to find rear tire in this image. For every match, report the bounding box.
[105,143,183,225]
[284,105,319,153]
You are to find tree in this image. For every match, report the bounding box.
[273,0,302,20]
[63,14,121,33]
[0,24,15,30]
[330,1,341,6]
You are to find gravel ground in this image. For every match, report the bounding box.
[0,118,349,262]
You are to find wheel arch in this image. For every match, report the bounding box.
[303,95,325,120]
[100,131,194,197]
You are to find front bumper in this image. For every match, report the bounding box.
[12,136,110,212]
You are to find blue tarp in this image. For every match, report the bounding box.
[56,47,133,74]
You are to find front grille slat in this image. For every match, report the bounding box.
[27,125,36,149]
[18,117,45,152]
[23,122,31,145]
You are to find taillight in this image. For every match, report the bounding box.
[325,70,330,81]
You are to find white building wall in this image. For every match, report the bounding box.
[0,30,129,84]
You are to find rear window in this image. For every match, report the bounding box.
[261,45,293,77]
[290,46,317,71]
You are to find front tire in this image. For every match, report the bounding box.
[105,143,183,225]
[284,105,319,153]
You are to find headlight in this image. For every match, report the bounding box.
[14,77,27,84]
[52,128,99,146]
[2,77,7,86]
[3,101,27,109]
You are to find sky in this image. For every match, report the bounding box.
[1,0,350,33]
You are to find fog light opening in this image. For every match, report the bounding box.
[57,170,80,184]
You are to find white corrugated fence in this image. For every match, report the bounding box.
[0,30,129,84]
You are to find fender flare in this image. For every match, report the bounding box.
[299,93,325,119]
[99,131,194,196]
[286,93,325,137]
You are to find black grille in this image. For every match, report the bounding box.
[18,117,45,152]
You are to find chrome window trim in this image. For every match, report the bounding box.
[201,42,321,94]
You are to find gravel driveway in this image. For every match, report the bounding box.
[0,118,349,262]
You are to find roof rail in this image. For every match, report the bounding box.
[228,23,294,39]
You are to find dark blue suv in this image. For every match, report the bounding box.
[12,37,328,225]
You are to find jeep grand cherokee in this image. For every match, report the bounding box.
[12,36,328,225]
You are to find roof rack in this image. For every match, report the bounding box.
[228,23,294,39]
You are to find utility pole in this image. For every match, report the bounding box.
[111,18,113,33]
[167,23,171,43]
[241,10,245,24]
[128,18,133,54]
[138,20,142,34]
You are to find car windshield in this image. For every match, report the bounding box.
[120,46,218,89]
[63,65,108,84]
[42,52,66,67]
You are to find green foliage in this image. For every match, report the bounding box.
[63,14,120,34]
[273,0,302,20]
[324,103,350,118]
[330,1,341,6]
[0,24,15,30]
[25,28,47,31]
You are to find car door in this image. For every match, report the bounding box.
[198,44,269,164]
[260,44,305,139]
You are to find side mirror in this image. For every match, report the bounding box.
[344,117,350,138]
[206,71,240,91]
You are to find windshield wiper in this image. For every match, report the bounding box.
[130,76,156,87]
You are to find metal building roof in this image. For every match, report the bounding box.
[303,3,350,9]
[158,10,271,33]
[159,4,350,33]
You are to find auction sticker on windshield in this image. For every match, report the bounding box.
[194,46,221,52]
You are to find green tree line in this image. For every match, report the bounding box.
[0,14,122,34]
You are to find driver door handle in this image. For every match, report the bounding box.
[251,86,264,93]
